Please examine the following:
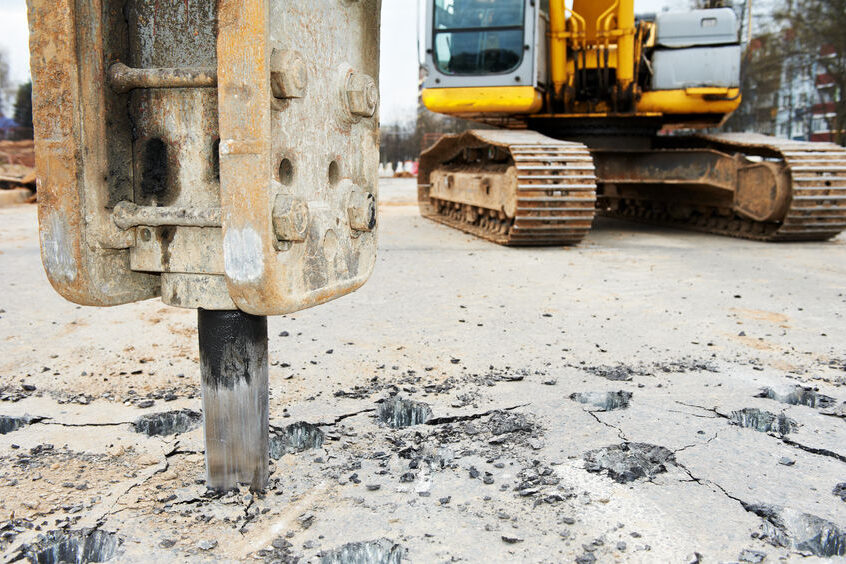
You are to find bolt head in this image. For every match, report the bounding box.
[270,50,308,99]
[345,72,378,118]
[348,187,376,232]
[272,195,309,242]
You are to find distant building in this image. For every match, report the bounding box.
[729,27,840,144]
[809,44,841,142]
[772,36,839,142]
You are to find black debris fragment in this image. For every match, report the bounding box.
[738,549,766,563]
[581,359,717,382]
[257,537,299,563]
[487,411,533,436]
[583,364,637,382]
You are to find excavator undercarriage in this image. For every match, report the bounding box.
[597,134,846,241]
[419,130,596,245]
[419,131,846,245]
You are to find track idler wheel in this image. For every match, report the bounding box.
[733,160,791,223]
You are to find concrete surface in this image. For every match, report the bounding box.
[0,178,844,563]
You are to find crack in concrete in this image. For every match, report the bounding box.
[780,437,846,464]
[674,431,720,454]
[674,401,845,464]
[41,421,130,428]
[102,442,187,519]
[667,408,721,419]
[584,409,627,441]
[314,408,376,427]
[239,497,256,535]
[425,403,529,426]
[674,401,726,418]
[674,461,747,507]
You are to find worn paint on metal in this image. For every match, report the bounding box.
[217,0,382,315]
[28,0,159,306]
[223,227,264,283]
[39,212,77,283]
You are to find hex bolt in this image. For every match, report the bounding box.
[272,195,310,242]
[345,72,378,118]
[348,186,377,232]
[270,49,308,99]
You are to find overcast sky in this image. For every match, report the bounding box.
[0,0,689,121]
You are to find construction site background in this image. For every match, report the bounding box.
[378,0,846,170]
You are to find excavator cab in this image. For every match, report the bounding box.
[422,0,743,125]
[423,0,545,114]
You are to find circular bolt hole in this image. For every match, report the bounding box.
[139,228,152,242]
[825,180,832,187]
[278,158,294,185]
[328,160,340,185]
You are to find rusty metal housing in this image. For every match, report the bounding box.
[28,0,381,314]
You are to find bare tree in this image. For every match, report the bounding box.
[776,0,846,144]
[13,81,33,133]
[380,107,485,164]
[0,50,12,116]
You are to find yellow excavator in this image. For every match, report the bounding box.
[417,0,846,245]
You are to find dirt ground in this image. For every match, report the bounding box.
[0,178,844,563]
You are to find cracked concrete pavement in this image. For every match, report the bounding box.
[0,178,845,562]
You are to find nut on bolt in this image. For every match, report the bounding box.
[348,186,376,232]
[345,72,378,118]
[272,195,309,242]
[270,49,308,99]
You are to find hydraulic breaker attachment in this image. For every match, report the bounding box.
[27,0,380,490]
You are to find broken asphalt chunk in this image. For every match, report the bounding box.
[743,503,845,557]
[583,443,676,483]
[377,397,432,429]
[269,421,325,459]
[319,538,406,564]
[132,409,201,437]
[0,415,42,435]
[729,408,796,435]
[570,391,632,411]
[23,528,121,564]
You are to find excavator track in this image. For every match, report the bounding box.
[418,130,597,246]
[599,133,846,242]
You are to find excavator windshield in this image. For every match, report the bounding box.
[432,0,525,75]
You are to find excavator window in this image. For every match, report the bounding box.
[433,0,525,75]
